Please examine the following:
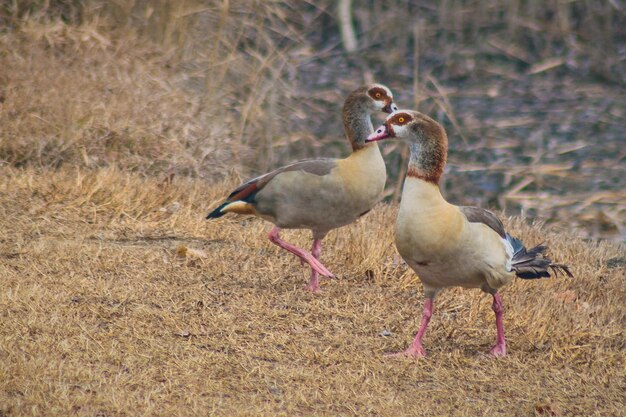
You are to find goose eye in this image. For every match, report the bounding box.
[398,117,405,123]
[375,92,382,99]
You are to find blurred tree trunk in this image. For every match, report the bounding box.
[338,0,357,52]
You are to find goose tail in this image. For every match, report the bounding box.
[506,234,573,279]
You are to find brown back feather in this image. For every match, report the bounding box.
[225,158,338,203]
[459,206,506,238]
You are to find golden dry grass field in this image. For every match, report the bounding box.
[1,1,625,416]
[1,168,625,416]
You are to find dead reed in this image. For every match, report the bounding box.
[1,1,623,240]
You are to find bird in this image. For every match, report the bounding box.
[207,84,398,292]
[366,110,572,357]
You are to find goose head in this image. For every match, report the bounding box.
[365,84,398,114]
[366,110,445,142]
[342,84,398,150]
[367,110,448,184]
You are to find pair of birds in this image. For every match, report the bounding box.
[207,84,572,358]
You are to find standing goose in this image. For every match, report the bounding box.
[367,110,572,357]
[207,84,398,292]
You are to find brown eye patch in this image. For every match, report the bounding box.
[391,113,412,125]
[368,87,388,101]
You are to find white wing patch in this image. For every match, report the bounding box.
[502,237,514,272]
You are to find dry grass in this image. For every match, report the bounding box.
[1,1,624,239]
[1,167,624,416]
[0,18,236,179]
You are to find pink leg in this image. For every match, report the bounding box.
[387,298,433,358]
[490,293,507,357]
[305,239,323,292]
[268,227,334,278]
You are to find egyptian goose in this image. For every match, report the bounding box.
[367,110,572,357]
[207,84,398,292]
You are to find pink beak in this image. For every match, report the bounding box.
[366,124,390,142]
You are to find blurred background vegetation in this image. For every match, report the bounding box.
[0,0,624,239]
